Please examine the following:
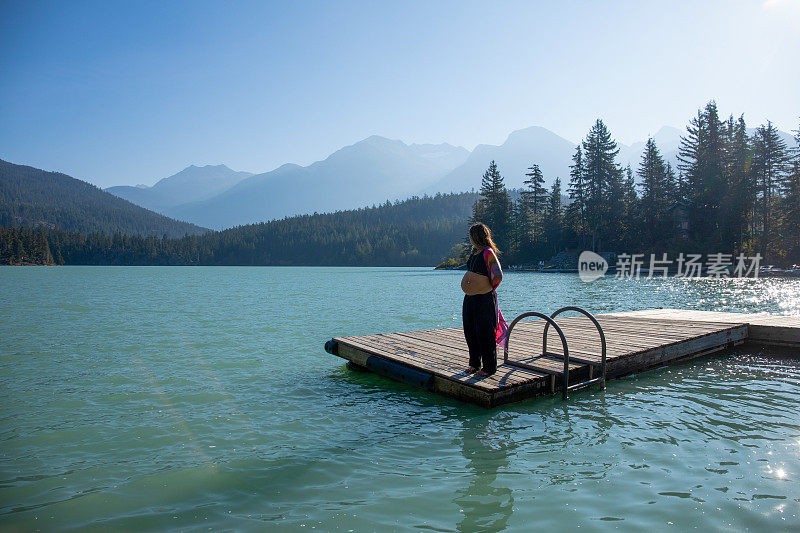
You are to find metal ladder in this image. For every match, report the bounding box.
[502,306,607,400]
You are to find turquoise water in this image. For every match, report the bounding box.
[1,266,799,531]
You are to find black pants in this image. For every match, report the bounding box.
[462,291,498,374]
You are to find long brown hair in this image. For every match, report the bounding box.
[469,222,500,255]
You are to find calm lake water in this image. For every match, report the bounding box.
[1,266,799,531]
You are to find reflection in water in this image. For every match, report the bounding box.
[451,395,614,532]
[454,415,515,533]
[525,395,617,485]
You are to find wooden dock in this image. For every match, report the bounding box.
[325,309,800,408]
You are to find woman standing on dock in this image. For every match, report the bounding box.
[461,223,508,376]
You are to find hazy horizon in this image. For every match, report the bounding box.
[2,0,798,188]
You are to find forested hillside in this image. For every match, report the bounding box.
[451,101,800,267]
[1,192,477,266]
[4,100,798,268]
[0,159,208,238]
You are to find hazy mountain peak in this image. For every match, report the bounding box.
[276,162,303,171]
[107,163,252,211]
[410,141,464,150]
[655,125,681,137]
[429,125,577,194]
[653,126,682,147]
[364,134,394,143]
[505,125,575,146]
[357,135,408,151]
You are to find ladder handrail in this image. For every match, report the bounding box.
[542,306,607,389]
[504,311,571,399]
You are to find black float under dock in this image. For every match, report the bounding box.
[324,309,800,408]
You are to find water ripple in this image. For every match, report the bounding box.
[1,267,799,530]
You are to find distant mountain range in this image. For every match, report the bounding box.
[0,159,208,237]
[163,137,469,229]
[103,124,798,230]
[106,164,253,211]
[433,124,695,192]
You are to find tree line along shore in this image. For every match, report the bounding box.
[1,100,798,268]
[439,101,800,269]
[0,193,475,266]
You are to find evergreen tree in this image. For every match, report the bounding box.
[638,137,671,246]
[675,170,688,204]
[678,101,726,251]
[721,114,752,253]
[468,198,485,246]
[475,161,513,253]
[511,198,530,261]
[516,163,547,257]
[665,163,679,204]
[522,164,548,217]
[604,165,626,249]
[567,145,587,246]
[780,122,800,263]
[582,119,620,250]
[12,231,25,264]
[621,164,640,249]
[542,177,564,256]
[751,121,790,258]
[782,158,800,263]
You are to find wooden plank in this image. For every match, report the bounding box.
[389,317,743,367]
[336,339,554,407]
[395,330,582,374]
[383,332,546,386]
[424,324,612,361]
[603,325,748,378]
[607,309,799,347]
[337,336,476,378]
[426,326,612,359]
[513,318,738,345]
[337,334,543,391]
[336,343,497,407]
[509,327,690,356]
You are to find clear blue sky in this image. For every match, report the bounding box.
[1,0,798,188]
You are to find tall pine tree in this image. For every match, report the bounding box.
[567,145,587,247]
[516,163,548,256]
[721,114,752,253]
[582,119,620,251]
[638,137,671,246]
[620,164,640,250]
[780,122,800,263]
[474,160,513,253]
[678,101,727,251]
[542,177,564,256]
[751,121,791,258]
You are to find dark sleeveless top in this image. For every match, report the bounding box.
[466,250,489,276]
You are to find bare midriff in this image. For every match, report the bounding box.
[461,271,493,295]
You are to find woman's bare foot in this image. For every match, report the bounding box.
[466,366,479,373]
[475,370,491,377]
